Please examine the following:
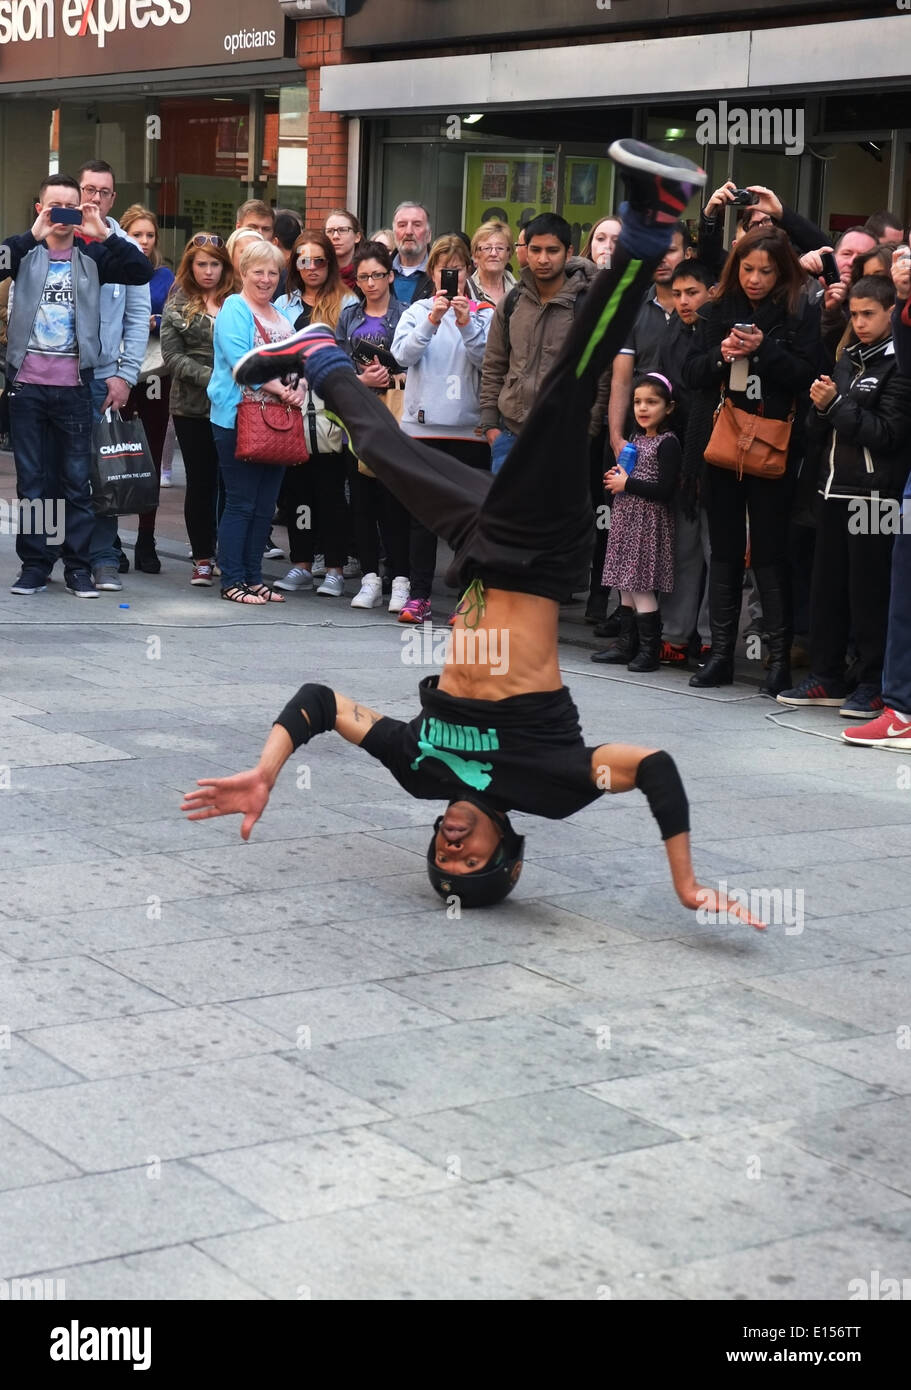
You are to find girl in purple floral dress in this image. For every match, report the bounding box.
[593,373,681,671]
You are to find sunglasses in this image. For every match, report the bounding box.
[191,234,225,248]
[298,256,327,268]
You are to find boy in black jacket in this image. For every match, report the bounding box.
[844,249,911,747]
[778,276,911,717]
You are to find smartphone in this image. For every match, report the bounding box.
[819,251,840,286]
[49,206,83,225]
[729,189,759,207]
[733,322,754,334]
[440,267,459,300]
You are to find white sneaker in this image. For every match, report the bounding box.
[388,575,410,613]
[274,566,314,592]
[311,554,327,577]
[343,555,361,578]
[160,472,173,488]
[350,573,383,609]
[317,572,344,597]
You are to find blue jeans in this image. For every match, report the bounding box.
[490,428,517,476]
[213,423,285,589]
[8,377,94,577]
[88,378,121,571]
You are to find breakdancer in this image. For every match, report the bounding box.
[182,139,764,928]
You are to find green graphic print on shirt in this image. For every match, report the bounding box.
[410,716,499,791]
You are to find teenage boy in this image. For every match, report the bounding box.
[777,276,911,718]
[481,212,595,473]
[1,175,152,597]
[656,260,715,664]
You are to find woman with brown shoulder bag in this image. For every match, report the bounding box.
[681,228,822,693]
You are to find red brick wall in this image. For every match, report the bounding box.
[297,17,353,225]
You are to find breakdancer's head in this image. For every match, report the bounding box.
[426,794,525,908]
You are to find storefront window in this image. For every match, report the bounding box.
[274,85,309,216]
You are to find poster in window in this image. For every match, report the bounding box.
[481,162,508,200]
[510,160,539,204]
[569,161,598,207]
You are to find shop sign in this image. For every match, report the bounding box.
[0,0,290,82]
[343,0,864,49]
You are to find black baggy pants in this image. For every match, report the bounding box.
[318,244,658,603]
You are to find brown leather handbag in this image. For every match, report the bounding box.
[705,386,794,480]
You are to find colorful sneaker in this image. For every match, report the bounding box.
[776,674,851,708]
[398,597,431,624]
[274,566,313,592]
[233,323,341,387]
[659,640,688,666]
[190,561,214,587]
[316,572,345,597]
[609,138,706,225]
[388,576,410,613]
[842,707,911,747]
[839,684,886,720]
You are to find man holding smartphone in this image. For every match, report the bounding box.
[1,174,152,598]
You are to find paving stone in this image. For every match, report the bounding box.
[0,904,241,960]
[32,1245,268,1300]
[0,1036,83,1095]
[174,833,423,891]
[0,854,239,921]
[0,1054,388,1170]
[0,1115,81,1190]
[196,1178,641,1300]
[749,954,911,1032]
[191,1128,453,1221]
[795,1033,911,1095]
[229,982,449,1046]
[582,1052,888,1139]
[382,963,591,1022]
[23,1004,288,1079]
[0,956,174,1030]
[0,1163,271,1277]
[783,1095,911,1196]
[374,1087,675,1182]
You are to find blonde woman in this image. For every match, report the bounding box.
[466,219,516,306]
[208,241,300,604]
[118,204,175,572]
[225,226,264,275]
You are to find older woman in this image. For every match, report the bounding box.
[466,219,516,306]
[117,205,176,574]
[208,240,301,604]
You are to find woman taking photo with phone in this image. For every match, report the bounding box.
[390,233,493,624]
[682,227,822,693]
[118,204,175,573]
[161,232,235,587]
[208,240,301,604]
[336,240,412,612]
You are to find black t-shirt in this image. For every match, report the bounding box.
[360,676,602,819]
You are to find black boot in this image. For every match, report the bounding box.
[593,603,621,639]
[754,564,792,696]
[627,610,661,672]
[690,561,742,688]
[584,587,609,624]
[134,533,161,574]
[592,604,638,663]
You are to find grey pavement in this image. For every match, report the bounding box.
[0,458,910,1300]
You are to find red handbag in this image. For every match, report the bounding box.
[235,315,309,466]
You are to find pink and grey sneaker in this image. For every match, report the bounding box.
[842,706,911,748]
[609,139,706,225]
[397,598,432,624]
[232,323,340,388]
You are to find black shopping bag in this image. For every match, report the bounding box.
[91,410,158,517]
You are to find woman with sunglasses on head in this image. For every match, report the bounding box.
[324,209,364,292]
[273,231,357,597]
[118,205,175,574]
[161,233,236,587]
[208,240,302,604]
[466,220,516,307]
[337,241,412,612]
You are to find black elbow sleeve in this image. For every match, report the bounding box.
[635,750,690,840]
[274,683,337,750]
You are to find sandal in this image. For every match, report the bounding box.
[221,584,266,604]
[246,583,286,603]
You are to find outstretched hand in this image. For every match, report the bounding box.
[181,767,272,841]
[679,880,767,931]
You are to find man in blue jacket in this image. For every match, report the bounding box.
[1,174,153,597]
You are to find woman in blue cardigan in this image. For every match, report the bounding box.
[209,241,301,603]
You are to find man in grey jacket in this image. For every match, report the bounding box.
[77,159,151,591]
[1,174,152,596]
[479,212,596,474]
